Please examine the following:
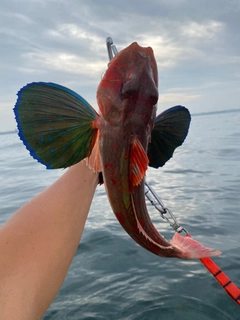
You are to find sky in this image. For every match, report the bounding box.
[1,0,240,132]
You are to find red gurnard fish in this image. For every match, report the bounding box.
[14,42,220,259]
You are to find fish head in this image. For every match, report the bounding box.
[96,42,159,132]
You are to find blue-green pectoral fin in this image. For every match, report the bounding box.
[14,82,99,169]
[148,105,191,168]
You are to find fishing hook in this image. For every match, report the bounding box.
[105,37,188,235]
[106,37,118,61]
[144,182,188,235]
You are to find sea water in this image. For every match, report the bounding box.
[0,110,239,319]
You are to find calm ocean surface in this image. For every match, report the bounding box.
[0,109,240,319]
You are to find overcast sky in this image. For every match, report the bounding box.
[1,0,240,132]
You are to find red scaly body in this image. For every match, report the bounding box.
[95,43,186,258]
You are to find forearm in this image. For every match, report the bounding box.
[0,161,98,319]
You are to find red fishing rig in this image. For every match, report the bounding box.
[106,37,240,306]
[144,181,240,306]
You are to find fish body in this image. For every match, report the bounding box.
[14,42,221,259]
[95,43,181,257]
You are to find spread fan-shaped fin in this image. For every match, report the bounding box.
[130,138,149,186]
[148,106,191,168]
[14,82,99,169]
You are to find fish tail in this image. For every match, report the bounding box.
[170,232,221,259]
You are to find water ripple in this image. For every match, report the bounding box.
[1,114,240,319]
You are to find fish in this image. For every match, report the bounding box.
[14,42,221,259]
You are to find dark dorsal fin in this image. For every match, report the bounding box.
[148,106,191,168]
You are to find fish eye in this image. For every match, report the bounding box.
[120,82,138,99]
[149,93,158,105]
[120,83,124,95]
[122,88,138,98]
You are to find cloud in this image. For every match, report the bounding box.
[0,0,240,132]
[182,20,224,39]
[159,93,201,103]
[18,50,106,78]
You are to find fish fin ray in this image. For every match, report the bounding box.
[14,82,99,169]
[130,138,149,186]
[170,233,221,259]
[86,130,102,172]
[148,106,191,168]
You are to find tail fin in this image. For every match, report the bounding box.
[14,82,99,169]
[170,232,221,259]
